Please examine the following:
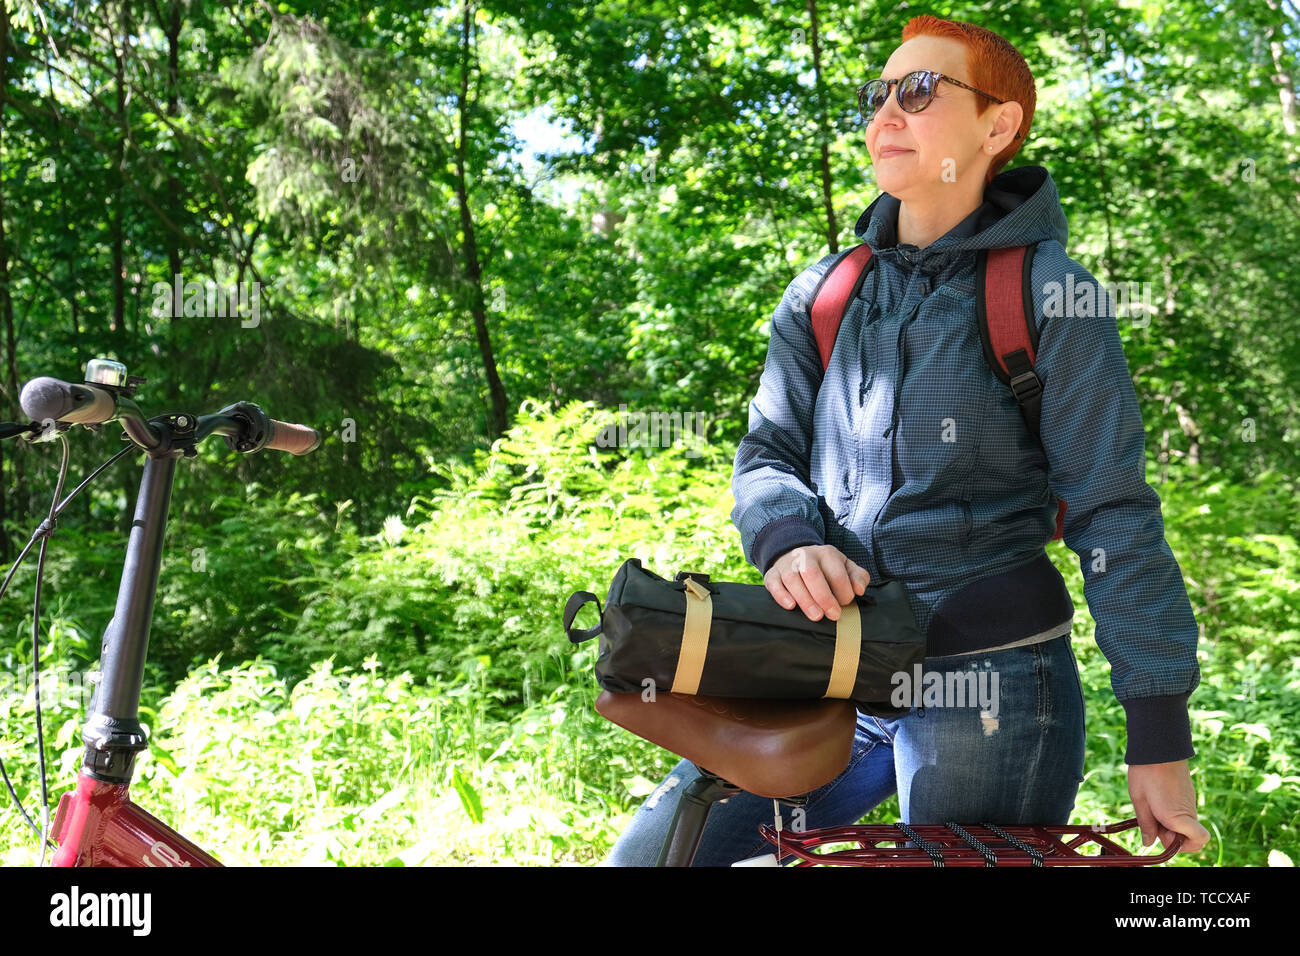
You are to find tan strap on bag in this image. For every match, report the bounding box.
[672,578,859,698]
[823,600,861,699]
[670,577,712,694]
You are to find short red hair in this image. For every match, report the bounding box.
[899,15,1036,185]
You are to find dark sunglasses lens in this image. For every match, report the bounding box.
[859,81,887,120]
[900,72,936,112]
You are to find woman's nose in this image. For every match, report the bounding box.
[872,87,907,128]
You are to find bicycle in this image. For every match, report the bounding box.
[0,357,320,867]
[592,642,1186,867]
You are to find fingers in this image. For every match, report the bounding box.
[765,545,869,622]
[824,555,870,604]
[1131,804,1209,854]
[1163,815,1211,854]
[770,567,822,618]
[846,559,871,594]
[1158,826,1178,851]
[1127,762,1211,855]
[1134,801,1160,848]
[790,549,839,620]
[766,570,798,611]
[819,556,858,610]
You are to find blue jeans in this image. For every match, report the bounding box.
[604,634,1087,866]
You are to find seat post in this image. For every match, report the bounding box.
[656,768,742,866]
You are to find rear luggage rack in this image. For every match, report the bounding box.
[758,817,1182,866]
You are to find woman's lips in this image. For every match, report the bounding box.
[879,147,912,157]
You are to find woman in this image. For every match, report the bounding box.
[605,15,1209,866]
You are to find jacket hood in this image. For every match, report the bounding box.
[853,165,1069,275]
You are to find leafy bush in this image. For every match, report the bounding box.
[153,485,350,680]
[287,398,749,699]
[0,652,671,865]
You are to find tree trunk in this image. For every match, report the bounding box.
[1174,401,1201,466]
[1078,7,1117,282]
[1264,0,1299,197]
[455,1,508,440]
[163,0,183,346]
[0,0,15,562]
[807,0,838,254]
[113,0,132,536]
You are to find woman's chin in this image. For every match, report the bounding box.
[872,168,916,196]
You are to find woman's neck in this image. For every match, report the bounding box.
[896,182,985,249]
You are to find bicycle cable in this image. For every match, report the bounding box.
[30,431,70,867]
[0,428,139,856]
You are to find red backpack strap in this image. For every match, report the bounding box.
[976,244,1068,540]
[809,243,876,371]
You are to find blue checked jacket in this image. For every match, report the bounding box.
[730,165,1201,765]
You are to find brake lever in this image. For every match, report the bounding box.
[0,421,43,441]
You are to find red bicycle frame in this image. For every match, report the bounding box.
[51,775,220,867]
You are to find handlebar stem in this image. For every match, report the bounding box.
[80,448,182,782]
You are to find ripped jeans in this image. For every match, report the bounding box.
[604,634,1087,866]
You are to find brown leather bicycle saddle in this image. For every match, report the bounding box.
[596,690,857,799]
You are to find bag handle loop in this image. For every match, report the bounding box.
[564,591,603,643]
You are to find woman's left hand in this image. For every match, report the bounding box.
[1126,759,1210,853]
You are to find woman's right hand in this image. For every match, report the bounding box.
[764,544,870,622]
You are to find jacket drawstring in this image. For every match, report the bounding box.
[882,304,924,438]
[858,302,880,405]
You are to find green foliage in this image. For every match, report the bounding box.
[256,404,1300,863]
[286,398,747,695]
[153,485,347,681]
[0,650,671,866]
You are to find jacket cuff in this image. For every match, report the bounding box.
[752,515,824,575]
[1120,693,1195,764]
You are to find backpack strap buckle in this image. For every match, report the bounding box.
[1008,369,1043,404]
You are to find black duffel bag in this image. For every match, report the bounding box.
[563,558,926,718]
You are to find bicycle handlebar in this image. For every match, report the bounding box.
[18,375,322,456]
[19,377,117,425]
[264,418,321,455]
[215,400,322,456]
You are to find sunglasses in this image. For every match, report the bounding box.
[856,70,1022,139]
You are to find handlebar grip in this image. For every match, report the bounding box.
[265,419,321,455]
[19,377,117,425]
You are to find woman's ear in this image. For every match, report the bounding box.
[989,101,1025,151]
